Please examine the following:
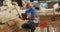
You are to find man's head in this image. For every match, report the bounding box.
[26,3,33,9]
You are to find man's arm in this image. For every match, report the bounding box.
[27,15,35,20]
[24,9,37,20]
[27,10,37,20]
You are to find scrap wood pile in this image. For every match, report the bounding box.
[0,4,30,32]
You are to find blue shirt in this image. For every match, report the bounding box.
[25,8,37,18]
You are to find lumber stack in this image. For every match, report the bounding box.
[0,5,30,32]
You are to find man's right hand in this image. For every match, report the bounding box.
[21,13,27,20]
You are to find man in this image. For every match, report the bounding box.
[22,3,38,32]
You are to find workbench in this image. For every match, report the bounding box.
[38,11,60,32]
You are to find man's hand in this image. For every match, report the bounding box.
[21,13,27,20]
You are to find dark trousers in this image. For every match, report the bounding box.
[22,20,38,32]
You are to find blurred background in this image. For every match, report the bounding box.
[0,0,59,32]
